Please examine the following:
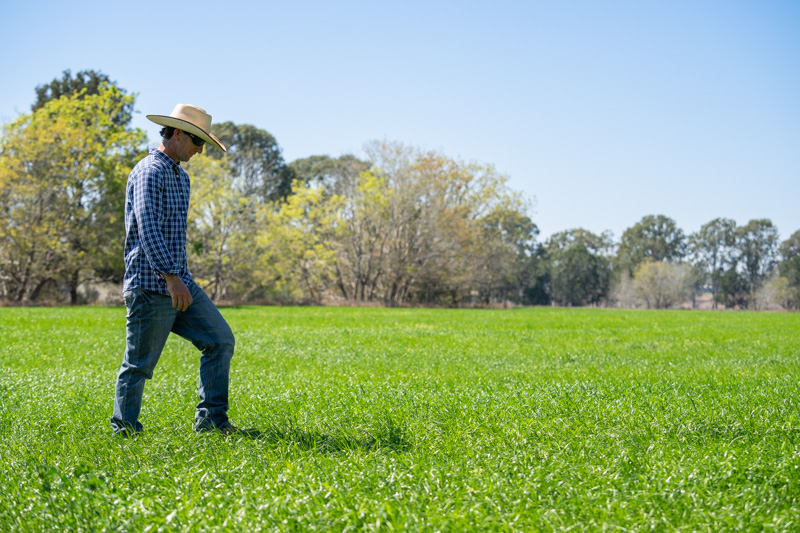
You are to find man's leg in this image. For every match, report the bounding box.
[171,284,235,430]
[111,288,176,434]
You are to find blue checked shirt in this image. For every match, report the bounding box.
[123,149,194,295]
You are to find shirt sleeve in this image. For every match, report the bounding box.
[132,164,180,276]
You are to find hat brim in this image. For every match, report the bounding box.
[147,115,227,152]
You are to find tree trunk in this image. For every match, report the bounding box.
[334,264,349,300]
[70,270,80,305]
[29,277,54,302]
[14,278,29,303]
[14,253,35,302]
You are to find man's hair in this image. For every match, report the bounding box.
[159,126,176,140]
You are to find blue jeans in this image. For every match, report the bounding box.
[111,284,234,434]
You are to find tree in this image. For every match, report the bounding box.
[756,274,798,310]
[545,229,613,307]
[616,215,687,277]
[780,230,800,260]
[736,218,779,306]
[184,153,262,302]
[257,181,344,303]
[372,144,528,306]
[182,121,297,301]
[549,244,608,307]
[33,69,134,127]
[778,230,800,310]
[321,141,530,306]
[335,167,393,301]
[547,228,615,257]
[208,122,292,202]
[716,265,749,309]
[476,207,540,304]
[288,154,370,196]
[689,218,737,309]
[331,142,428,304]
[0,84,145,303]
[632,261,695,309]
[523,244,551,305]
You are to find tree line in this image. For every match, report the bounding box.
[1,71,798,309]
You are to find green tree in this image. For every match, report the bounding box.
[0,84,145,303]
[736,218,779,306]
[545,229,613,307]
[288,154,370,196]
[33,69,134,127]
[523,244,551,305]
[778,229,800,309]
[689,218,737,309]
[257,181,344,303]
[550,244,608,307]
[717,265,749,309]
[616,215,687,277]
[184,153,262,302]
[547,228,615,257]
[337,167,393,301]
[208,122,292,202]
[477,207,540,304]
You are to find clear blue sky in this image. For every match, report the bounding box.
[2,0,798,241]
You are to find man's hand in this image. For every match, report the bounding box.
[163,274,193,311]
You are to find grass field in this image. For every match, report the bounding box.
[1,306,799,531]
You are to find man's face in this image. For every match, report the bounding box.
[177,130,204,162]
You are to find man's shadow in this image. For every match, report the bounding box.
[242,417,413,454]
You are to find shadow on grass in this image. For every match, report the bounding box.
[253,416,413,454]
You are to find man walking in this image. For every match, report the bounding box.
[111,104,245,436]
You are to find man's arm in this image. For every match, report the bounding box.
[132,165,192,310]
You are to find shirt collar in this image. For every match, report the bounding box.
[151,148,181,169]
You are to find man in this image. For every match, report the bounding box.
[111,104,246,436]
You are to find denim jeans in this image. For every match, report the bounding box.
[111,283,234,434]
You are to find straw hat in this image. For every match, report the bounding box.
[147,104,227,152]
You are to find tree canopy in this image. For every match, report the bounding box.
[33,69,134,127]
[1,72,797,309]
[208,122,293,202]
[616,215,687,277]
[0,83,145,303]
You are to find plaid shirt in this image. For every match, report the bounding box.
[123,149,194,295]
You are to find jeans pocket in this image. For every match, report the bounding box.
[124,288,155,317]
[138,289,155,304]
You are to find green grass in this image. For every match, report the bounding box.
[1,306,799,531]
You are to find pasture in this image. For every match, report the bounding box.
[1,306,799,531]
